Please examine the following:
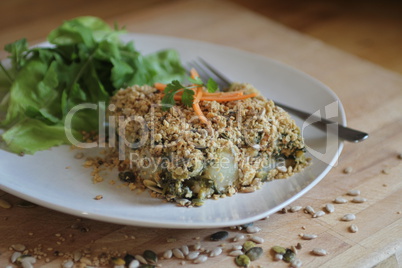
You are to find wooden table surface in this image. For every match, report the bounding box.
[1,0,402,267]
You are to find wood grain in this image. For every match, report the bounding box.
[1,0,402,267]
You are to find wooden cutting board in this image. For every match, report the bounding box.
[1,0,402,267]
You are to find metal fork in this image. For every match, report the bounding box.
[188,57,368,143]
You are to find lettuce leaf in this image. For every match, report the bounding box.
[0,16,185,154]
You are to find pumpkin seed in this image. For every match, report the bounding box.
[300,233,318,240]
[193,255,208,264]
[209,247,222,257]
[283,249,296,263]
[324,203,335,213]
[334,197,348,204]
[304,206,315,215]
[187,251,200,260]
[143,250,158,264]
[272,246,287,254]
[112,257,125,265]
[163,249,172,259]
[311,248,327,256]
[243,241,256,252]
[341,213,356,221]
[245,247,263,261]
[352,197,367,203]
[250,236,264,244]
[124,254,135,265]
[235,254,251,267]
[233,234,245,242]
[172,248,185,259]
[313,210,325,218]
[246,226,261,233]
[349,224,359,233]
[347,189,360,196]
[290,206,303,212]
[210,231,229,241]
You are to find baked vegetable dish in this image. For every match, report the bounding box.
[109,77,308,206]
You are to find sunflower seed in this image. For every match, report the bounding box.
[274,253,283,261]
[180,245,189,256]
[300,233,318,240]
[250,236,264,244]
[313,210,325,218]
[334,197,348,204]
[11,252,22,263]
[245,247,263,261]
[349,224,359,233]
[163,249,173,259]
[304,206,315,215]
[11,244,26,252]
[21,261,33,268]
[324,203,335,213]
[172,248,185,259]
[341,213,356,221]
[233,234,245,242]
[128,260,140,268]
[291,258,303,268]
[229,250,244,257]
[235,255,251,267]
[290,206,303,212]
[134,254,148,264]
[73,250,82,262]
[290,245,298,255]
[62,260,74,268]
[193,241,201,251]
[0,198,13,209]
[210,231,229,241]
[343,167,353,174]
[232,245,243,250]
[347,189,360,196]
[193,255,208,264]
[246,226,261,233]
[209,247,222,257]
[352,197,367,203]
[186,251,200,260]
[311,248,328,256]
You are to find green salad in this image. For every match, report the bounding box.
[0,16,185,154]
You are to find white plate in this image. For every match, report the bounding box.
[0,33,344,228]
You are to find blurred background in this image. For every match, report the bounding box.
[0,0,401,74]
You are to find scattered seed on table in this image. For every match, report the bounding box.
[62,260,74,268]
[232,245,243,250]
[341,213,356,221]
[11,252,22,263]
[274,253,283,261]
[296,243,302,250]
[193,255,208,264]
[300,233,318,240]
[128,260,140,268]
[246,226,261,233]
[352,197,367,203]
[291,258,303,268]
[180,245,189,256]
[334,197,348,204]
[243,241,256,252]
[94,195,103,200]
[324,203,335,213]
[172,248,185,259]
[283,249,296,263]
[233,234,245,242]
[347,189,360,196]
[209,247,222,257]
[229,250,244,257]
[311,248,328,256]
[0,199,12,209]
[250,236,264,244]
[382,168,390,175]
[235,254,251,267]
[290,245,298,255]
[186,251,200,260]
[290,206,303,212]
[343,167,353,174]
[134,254,148,264]
[349,224,359,233]
[21,261,33,268]
[304,206,315,215]
[398,153,402,160]
[245,247,263,261]
[11,244,26,252]
[272,246,287,254]
[241,222,254,228]
[313,210,325,218]
[74,152,85,159]
[193,241,201,251]
[210,231,229,241]
[112,258,125,265]
[163,249,173,259]
[143,250,158,264]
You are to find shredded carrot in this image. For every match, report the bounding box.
[155,68,258,126]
